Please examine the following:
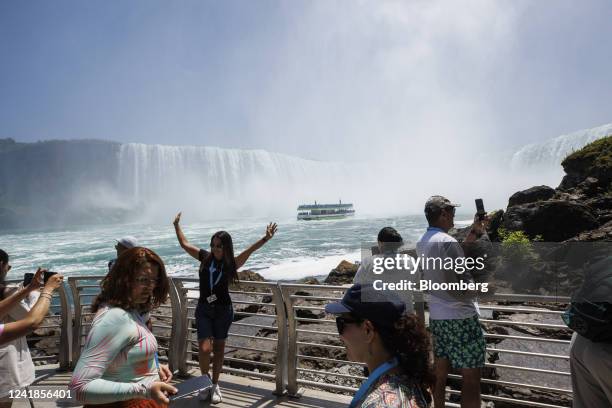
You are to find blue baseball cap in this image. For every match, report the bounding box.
[325,283,406,329]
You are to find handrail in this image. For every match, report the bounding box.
[170,278,288,396]
[68,275,105,366]
[278,283,573,407]
[12,277,573,406]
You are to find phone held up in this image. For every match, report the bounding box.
[475,198,486,221]
[23,271,58,287]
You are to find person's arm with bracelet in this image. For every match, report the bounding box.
[0,268,44,318]
[0,271,63,346]
[173,212,201,260]
[235,223,277,269]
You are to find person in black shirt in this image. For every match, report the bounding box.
[173,212,277,403]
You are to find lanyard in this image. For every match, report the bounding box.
[349,357,399,408]
[209,262,223,290]
[134,311,159,370]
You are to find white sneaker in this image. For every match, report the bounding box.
[211,384,222,404]
[198,386,211,401]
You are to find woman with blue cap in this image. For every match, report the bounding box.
[325,283,433,407]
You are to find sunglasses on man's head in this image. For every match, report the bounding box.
[335,316,363,335]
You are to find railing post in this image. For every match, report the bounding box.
[271,282,288,396]
[414,291,426,325]
[173,279,190,377]
[57,283,72,370]
[167,278,186,375]
[68,277,82,369]
[281,285,303,398]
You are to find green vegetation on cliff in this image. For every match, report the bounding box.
[562,135,612,182]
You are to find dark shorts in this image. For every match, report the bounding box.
[195,302,234,341]
[430,315,486,369]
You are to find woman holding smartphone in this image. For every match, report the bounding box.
[69,247,177,408]
[173,212,276,403]
[0,250,64,408]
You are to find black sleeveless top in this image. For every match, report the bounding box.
[198,249,232,305]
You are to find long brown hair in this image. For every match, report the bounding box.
[203,231,239,285]
[0,249,8,299]
[92,247,169,314]
[376,314,435,404]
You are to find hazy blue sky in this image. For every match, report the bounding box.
[1,0,611,161]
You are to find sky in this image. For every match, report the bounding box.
[1,0,612,163]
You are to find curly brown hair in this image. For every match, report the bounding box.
[92,247,169,314]
[376,313,435,404]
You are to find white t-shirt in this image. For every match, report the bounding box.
[353,253,416,314]
[416,227,479,320]
[0,286,38,397]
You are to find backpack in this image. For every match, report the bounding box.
[562,255,612,343]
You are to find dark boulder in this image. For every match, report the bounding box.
[508,186,556,207]
[324,260,358,285]
[503,200,598,241]
[237,270,266,282]
[564,220,612,242]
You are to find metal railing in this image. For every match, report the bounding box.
[8,277,574,407]
[170,278,288,395]
[68,276,182,371]
[279,284,572,408]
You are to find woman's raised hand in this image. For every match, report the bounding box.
[265,222,277,240]
[173,212,182,227]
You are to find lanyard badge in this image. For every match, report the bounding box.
[207,262,223,303]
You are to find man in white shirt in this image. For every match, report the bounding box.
[353,227,417,314]
[416,195,487,408]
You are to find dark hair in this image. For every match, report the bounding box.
[205,231,239,285]
[377,227,403,243]
[374,314,434,403]
[92,247,170,314]
[0,249,8,299]
[425,208,442,225]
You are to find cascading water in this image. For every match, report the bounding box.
[510,123,612,171]
[114,143,359,220]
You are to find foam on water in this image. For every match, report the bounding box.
[1,215,428,282]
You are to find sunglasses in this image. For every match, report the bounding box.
[134,277,160,286]
[210,243,223,250]
[335,316,363,335]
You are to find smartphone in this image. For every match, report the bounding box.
[475,198,486,220]
[23,271,58,286]
[169,375,212,401]
[23,273,34,286]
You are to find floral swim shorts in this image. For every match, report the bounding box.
[429,315,486,369]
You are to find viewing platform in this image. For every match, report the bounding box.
[6,277,573,407]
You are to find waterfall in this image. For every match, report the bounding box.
[510,123,612,171]
[114,143,359,219]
